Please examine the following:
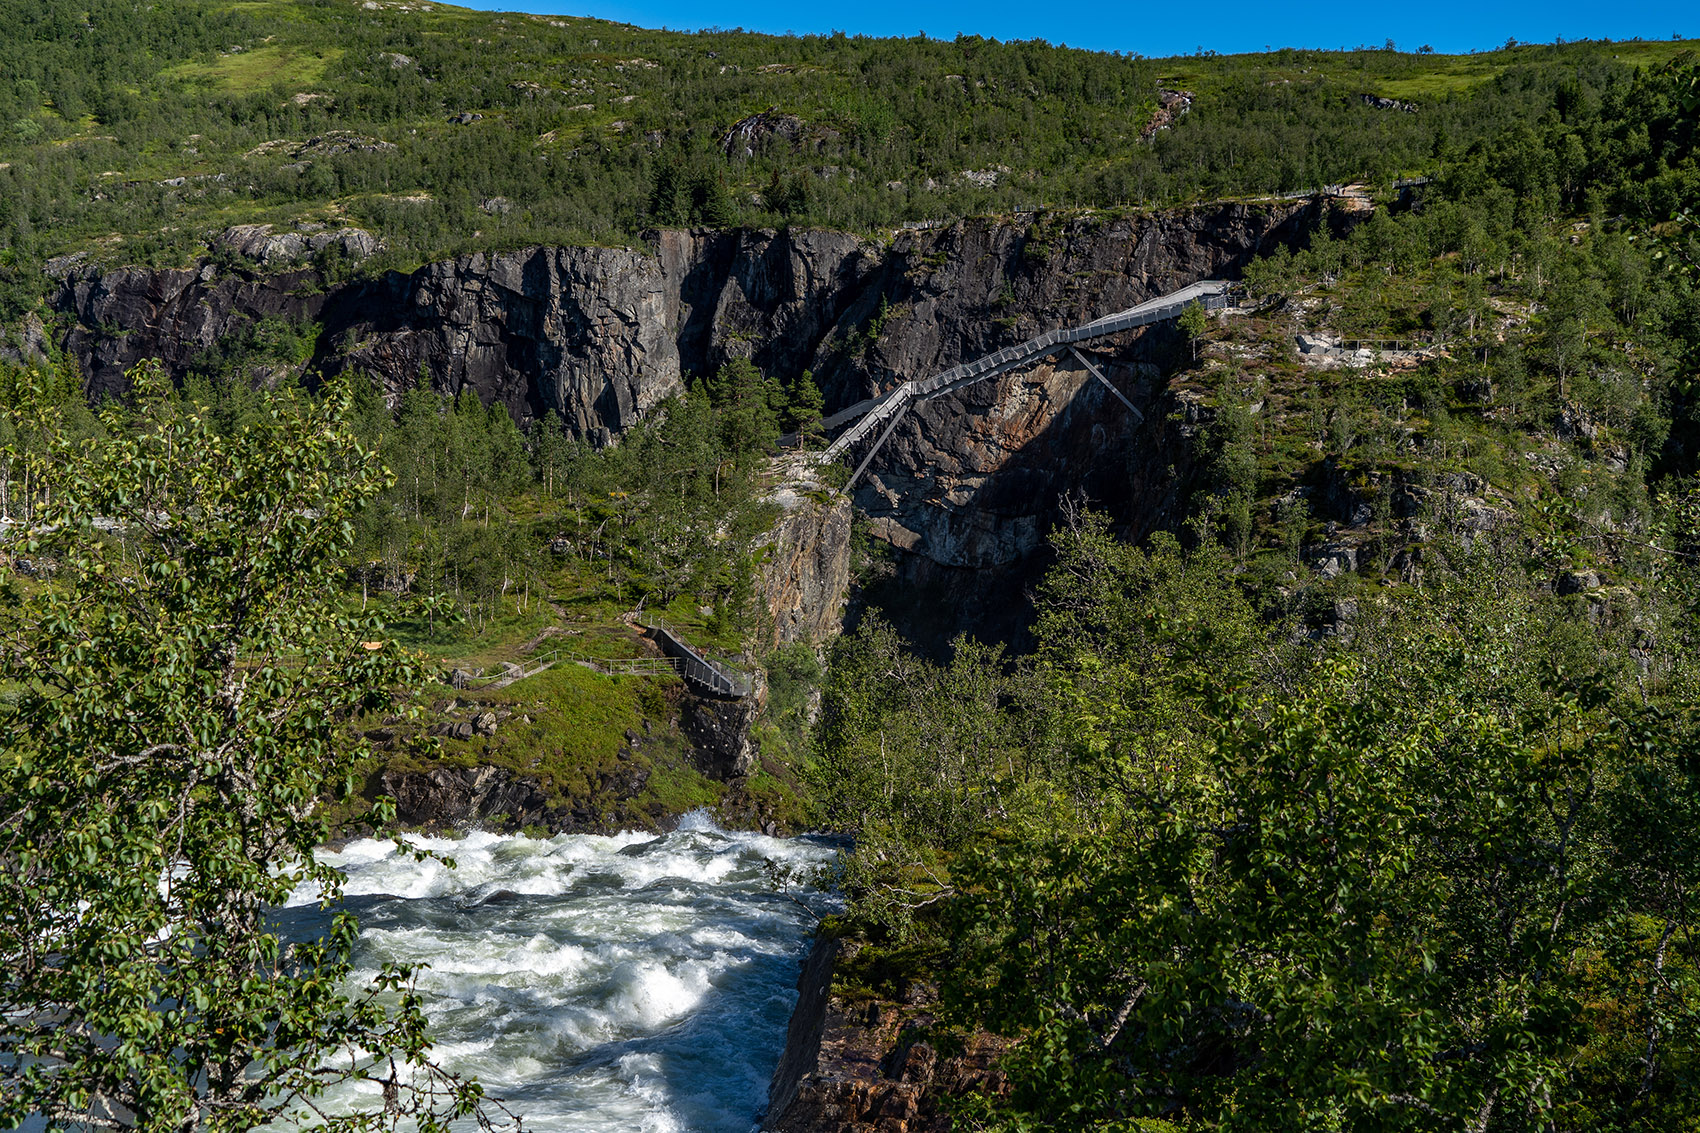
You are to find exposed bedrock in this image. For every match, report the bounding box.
[322,246,683,444]
[853,340,1203,653]
[54,200,1310,644]
[823,205,1311,651]
[653,201,1313,413]
[765,933,1010,1133]
[57,244,683,443]
[376,764,556,832]
[758,456,855,649]
[56,201,1308,432]
[59,262,331,404]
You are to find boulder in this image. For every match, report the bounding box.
[1360,93,1419,113]
[1556,569,1601,595]
[682,694,760,780]
[1308,541,1360,579]
[378,765,551,829]
[214,224,381,266]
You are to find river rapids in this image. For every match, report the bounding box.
[280,812,839,1133]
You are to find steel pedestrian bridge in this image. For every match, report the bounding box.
[448,619,752,699]
[817,279,1231,487]
[637,613,753,699]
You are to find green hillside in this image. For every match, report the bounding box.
[5,6,1700,1127]
[0,0,1694,312]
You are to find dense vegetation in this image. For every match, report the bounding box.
[4,350,812,632]
[0,0,1695,319]
[0,348,824,837]
[0,368,507,1132]
[4,2,1700,1129]
[810,51,1700,1133]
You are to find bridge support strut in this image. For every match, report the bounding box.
[1069,346,1144,424]
[846,395,914,491]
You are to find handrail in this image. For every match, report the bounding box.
[635,614,753,699]
[817,279,1233,483]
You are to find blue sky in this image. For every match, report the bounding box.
[449,0,1698,56]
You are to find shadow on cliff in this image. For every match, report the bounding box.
[827,202,1326,658]
[846,323,1207,659]
[55,200,1320,438]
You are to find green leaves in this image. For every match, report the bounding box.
[884,512,1700,1130]
[0,365,503,1133]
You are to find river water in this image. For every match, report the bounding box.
[281,813,839,1133]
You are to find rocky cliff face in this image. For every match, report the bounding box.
[377,763,558,831]
[321,246,683,443]
[831,207,1311,650]
[59,261,331,403]
[765,934,1009,1133]
[759,454,855,649]
[855,341,1198,652]
[54,201,1310,643]
[56,202,1307,433]
[57,243,685,442]
[648,204,1312,414]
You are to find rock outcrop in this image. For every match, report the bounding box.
[1139,87,1194,142]
[59,262,328,403]
[56,202,1307,434]
[765,935,1010,1133]
[214,223,382,267]
[54,202,1312,643]
[766,933,840,1127]
[55,243,686,439]
[321,245,684,443]
[721,107,807,159]
[0,312,50,366]
[377,764,553,830]
[682,694,762,780]
[669,204,1307,415]
[1360,93,1419,113]
[760,455,854,648]
[852,340,1201,652]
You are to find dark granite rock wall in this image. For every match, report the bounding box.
[55,202,1309,437]
[54,201,1312,647]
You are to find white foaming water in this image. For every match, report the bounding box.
[279,812,839,1133]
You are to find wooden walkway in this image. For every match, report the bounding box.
[818,279,1231,487]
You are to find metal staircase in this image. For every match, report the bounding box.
[818,279,1231,487]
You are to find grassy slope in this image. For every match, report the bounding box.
[1157,40,1685,99]
[356,536,805,834]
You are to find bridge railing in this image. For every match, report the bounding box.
[635,614,753,699]
[820,280,1231,464]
